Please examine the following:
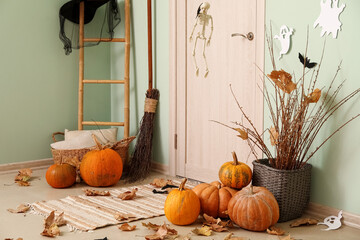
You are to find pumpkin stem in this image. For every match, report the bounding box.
[91,134,103,150]
[231,151,239,165]
[179,178,187,191]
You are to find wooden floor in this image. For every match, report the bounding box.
[1,168,360,240]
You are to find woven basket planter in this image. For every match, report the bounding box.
[252,159,312,222]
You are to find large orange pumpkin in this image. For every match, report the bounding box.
[192,181,237,218]
[219,152,252,189]
[228,185,279,231]
[164,178,200,225]
[80,135,123,187]
[46,163,76,188]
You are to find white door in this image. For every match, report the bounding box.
[169,0,265,183]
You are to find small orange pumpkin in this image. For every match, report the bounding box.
[80,135,123,187]
[228,185,279,231]
[46,163,76,188]
[219,151,252,189]
[164,178,200,225]
[192,181,237,218]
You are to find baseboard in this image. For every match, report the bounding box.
[151,161,170,175]
[0,158,53,175]
[306,202,360,230]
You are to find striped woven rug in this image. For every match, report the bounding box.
[30,179,197,232]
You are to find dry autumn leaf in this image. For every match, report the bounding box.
[203,214,231,232]
[83,188,111,196]
[41,211,61,237]
[269,127,279,146]
[268,69,296,94]
[267,226,285,236]
[142,222,161,231]
[118,188,138,200]
[55,212,67,227]
[191,226,212,236]
[145,222,178,240]
[306,88,322,104]
[290,218,319,227]
[7,203,30,213]
[114,212,136,221]
[223,233,249,240]
[14,168,32,186]
[119,223,136,231]
[233,128,248,140]
[280,234,295,240]
[150,178,174,188]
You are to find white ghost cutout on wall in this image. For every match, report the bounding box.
[274,25,294,60]
[314,0,346,39]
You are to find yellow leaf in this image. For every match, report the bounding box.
[192,226,212,236]
[233,128,248,140]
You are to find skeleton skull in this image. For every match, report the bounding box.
[201,2,210,13]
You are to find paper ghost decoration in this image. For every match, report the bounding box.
[314,0,346,39]
[274,25,294,60]
[318,210,343,231]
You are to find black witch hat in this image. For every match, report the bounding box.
[59,0,121,55]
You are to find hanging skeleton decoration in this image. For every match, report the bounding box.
[189,2,214,78]
[274,25,294,60]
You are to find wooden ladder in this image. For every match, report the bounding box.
[78,0,130,138]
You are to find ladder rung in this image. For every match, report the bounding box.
[84,38,125,42]
[82,121,125,126]
[83,79,125,84]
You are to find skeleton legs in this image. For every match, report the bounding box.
[191,36,209,78]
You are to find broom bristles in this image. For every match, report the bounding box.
[124,88,160,182]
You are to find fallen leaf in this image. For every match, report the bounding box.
[268,69,296,94]
[145,222,178,240]
[203,213,232,230]
[40,211,61,237]
[269,127,279,146]
[119,223,136,231]
[4,238,24,240]
[142,222,161,231]
[267,226,285,236]
[280,234,295,240]
[118,188,138,200]
[210,224,228,232]
[233,128,248,140]
[223,233,249,240]
[114,212,136,221]
[55,212,67,226]
[191,226,212,236]
[14,168,32,186]
[83,188,111,196]
[7,203,30,213]
[290,218,319,227]
[150,178,174,188]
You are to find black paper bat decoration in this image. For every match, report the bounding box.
[299,53,317,69]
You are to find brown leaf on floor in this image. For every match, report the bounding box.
[142,222,161,231]
[192,226,212,236]
[4,238,23,240]
[280,234,295,240]
[210,223,228,232]
[290,218,319,227]
[150,178,174,188]
[83,188,111,196]
[40,211,61,237]
[203,213,232,231]
[267,226,285,236]
[145,222,178,240]
[114,212,136,221]
[118,188,138,200]
[14,168,32,186]
[7,203,30,213]
[55,212,67,227]
[223,233,249,240]
[118,223,136,231]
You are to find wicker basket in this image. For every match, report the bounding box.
[51,132,135,168]
[252,159,312,222]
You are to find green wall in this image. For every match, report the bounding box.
[0,0,111,163]
[265,0,360,214]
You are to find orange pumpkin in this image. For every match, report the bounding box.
[219,152,252,189]
[228,185,279,231]
[164,178,200,225]
[46,163,76,188]
[80,135,123,187]
[192,181,237,218]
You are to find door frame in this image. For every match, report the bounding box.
[169,0,265,177]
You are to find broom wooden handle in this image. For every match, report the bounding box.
[147,0,153,91]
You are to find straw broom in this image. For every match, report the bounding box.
[125,0,159,182]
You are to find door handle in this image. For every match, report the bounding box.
[231,32,254,41]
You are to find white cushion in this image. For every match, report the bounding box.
[51,132,95,150]
[64,128,118,145]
